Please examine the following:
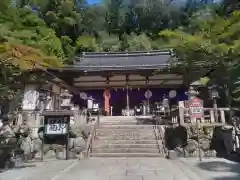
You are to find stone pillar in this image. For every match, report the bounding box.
[220,110,226,124]
[104,88,110,116]
[178,101,185,125]
[210,109,215,123]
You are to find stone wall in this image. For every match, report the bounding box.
[41,110,90,160]
[164,124,234,158]
[15,110,90,161]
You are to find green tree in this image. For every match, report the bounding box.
[123,33,152,51]
[0,3,63,105]
[0,6,64,58]
[159,10,240,101]
[221,0,240,15]
[97,31,122,52]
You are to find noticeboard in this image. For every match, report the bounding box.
[44,115,70,135]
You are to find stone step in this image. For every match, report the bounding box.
[91,152,163,157]
[101,120,137,122]
[100,116,136,120]
[99,125,154,129]
[101,119,137,122]
[96,135,155,140]
[92,147,159,153]
[100,122,138,125]
[96,131,154,136]
[93,143,159,149]
[93,139,157,145]
[96,128,154,133]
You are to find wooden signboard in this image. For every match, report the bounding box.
[42,111,72,160]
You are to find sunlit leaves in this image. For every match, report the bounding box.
[124,33,152,51]
[0,4,64,102]
[159,10,240,101]
[97,31,121,52]
[76,35,100,52]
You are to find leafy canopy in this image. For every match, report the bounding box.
[159,10,240,101]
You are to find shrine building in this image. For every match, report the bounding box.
[43,50,213,116]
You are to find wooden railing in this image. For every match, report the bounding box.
[83,113,100,158]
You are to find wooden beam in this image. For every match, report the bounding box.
[73,78,183,83]
[75,84,185,90]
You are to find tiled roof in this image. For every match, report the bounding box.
[72,50,172,71]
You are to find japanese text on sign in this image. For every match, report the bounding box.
[189,98,203,119]
[44,116,69,135]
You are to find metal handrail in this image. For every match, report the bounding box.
[155,120,167,156]
[83,112,100,157]
[153,126,161,154]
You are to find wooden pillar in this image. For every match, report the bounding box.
[126,75,130,116]
[104,88,110,116]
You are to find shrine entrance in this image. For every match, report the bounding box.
[110,89,126,116]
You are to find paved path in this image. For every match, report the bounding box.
[0,157,240,180]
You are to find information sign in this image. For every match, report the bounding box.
[189,97,203,119]
[44,116,69,135]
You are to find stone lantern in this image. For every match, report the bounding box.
[185,84,199,100]
[60,89,73,110]
[38,88,47,111]
[209,85,219,99]
[209,85,219,121]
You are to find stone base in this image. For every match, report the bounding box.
[164,124,225,158]
[166,150,178,160]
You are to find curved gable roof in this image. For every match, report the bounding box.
[73,50,172,71]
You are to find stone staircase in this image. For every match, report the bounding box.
[91,116,165,157]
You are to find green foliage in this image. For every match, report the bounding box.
[160,11,240,65]
[0,4,63,102]
[159,10,240,102]
[221,0,240,15]
[0,7,64,59]
[123,33,152,51]
[2,0,240,103]
[76,35,100,52]
[97,32,121,52]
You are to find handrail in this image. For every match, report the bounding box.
[153,126,163,155]
[155,120,167,156]
[83,112,100,158]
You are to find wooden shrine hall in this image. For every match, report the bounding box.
[46,50,213,116]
